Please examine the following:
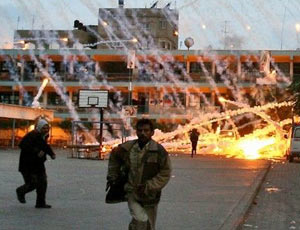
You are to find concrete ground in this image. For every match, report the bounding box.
[241,159,300,230]
[0,149,270,230]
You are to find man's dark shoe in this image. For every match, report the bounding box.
[35,204,52,209]
[16,189,26,203]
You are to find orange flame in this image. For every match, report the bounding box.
[238,138,275,159]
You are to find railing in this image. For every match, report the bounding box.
[0,99,19,105]
[0,70,296,84]
[0,72,11,81]
[47,104,221,119]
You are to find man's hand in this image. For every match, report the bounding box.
[106,180,116,191]
[37,151,45,158]
[136,184,146,196]
[51,154,56,160]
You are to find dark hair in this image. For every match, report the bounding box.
[136,119,154,131]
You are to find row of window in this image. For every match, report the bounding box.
[0,91,244,110]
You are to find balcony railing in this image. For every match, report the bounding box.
[0,70,295,84]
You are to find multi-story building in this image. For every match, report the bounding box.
[0,49,298,124]
[13,3,178,50]
[97,7,178,50]
[1,3,298,134]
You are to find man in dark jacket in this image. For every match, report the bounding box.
[106,119,172,230]
[16,118,56,208]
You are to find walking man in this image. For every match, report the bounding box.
[106,118,172,229]
[16,118,56,208]
[190,128,199,157]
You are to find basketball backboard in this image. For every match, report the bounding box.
[78,90,109,108]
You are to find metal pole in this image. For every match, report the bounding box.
[12,119,16,148]
[99,108,104,159]
[71,121,75,158]
[280,2,289,50]
[128,68,132,105]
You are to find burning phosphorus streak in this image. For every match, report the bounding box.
[31,78,49,108]
[150,101,292,160]
[100,101,292,160]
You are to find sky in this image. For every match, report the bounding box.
[1,0,300,50]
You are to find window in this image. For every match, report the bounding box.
[99,62,128,74]
[145,23,151,30]
[0,92,19,104]
[72,92,78,104]
[200,93,211,106]
[48,61,62,74]
[163,93,186,107]
[22,92,33,106]
[241,62,260,73]
[294,128,300,138]
[293,63,300,76]
[190,62,212,74]
[160,20,167,29]
[189,94,200,107]
[48,92,67,106]
[272,62,290,76]
[0,60,18,80]
[159,40,171,49]
[23,61,35,81]
[0,61,10,73]
[111,42,123,48]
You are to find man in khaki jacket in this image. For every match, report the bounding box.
[106,119,172,230]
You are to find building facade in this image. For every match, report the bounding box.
[0,49,298,123]
[14,7,178,51]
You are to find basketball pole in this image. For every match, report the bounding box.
[99,108,104,159]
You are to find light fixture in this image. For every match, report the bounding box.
[60,37,68,42]
[101,20,108,27]
[295,23,300,32]
[131,38,138,43]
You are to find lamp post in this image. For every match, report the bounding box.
[184,37,194,50]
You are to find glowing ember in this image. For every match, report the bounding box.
[265,187,281,193]
[32,78,50,108]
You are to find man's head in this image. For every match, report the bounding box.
[36,119,50,136]
[136,119,154,144]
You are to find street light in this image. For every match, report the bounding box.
[131,38,138,43]
[100,20,108,27]
[184,37,194,50]
[60,37,68,42]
